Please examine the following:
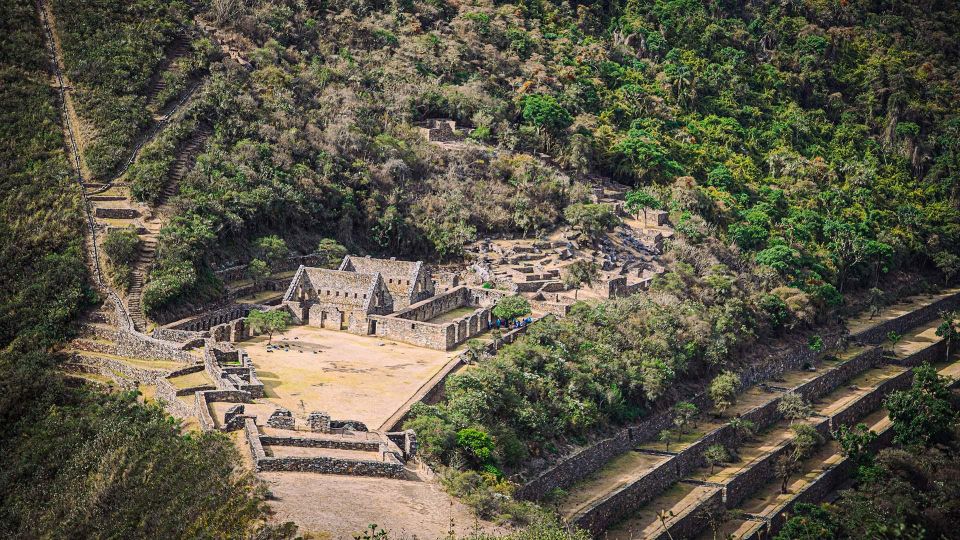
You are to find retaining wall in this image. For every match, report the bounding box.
[517,330,866,501]
[259,435,381,452]
[94,207,138,219]
[256,455,406,478]
[853,290,960,344]
[70,353,173,384]
[654,487,724,540]
[792,347,884,402]
[156,379,197,418]
[565,346,883,534]
[195,389,252,431]
[113,328,196,362]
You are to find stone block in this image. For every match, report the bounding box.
[308,411,331,433]
[267,408,295,430]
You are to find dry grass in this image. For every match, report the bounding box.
[244,326,457,427]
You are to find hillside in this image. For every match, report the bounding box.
[2,0,960,538]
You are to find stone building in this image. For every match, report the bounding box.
[283,266,392,334]
[338,255,433,309]
[283,255,508,349]
[283,256,434,335]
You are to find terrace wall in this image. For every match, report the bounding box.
[854,291,960,344]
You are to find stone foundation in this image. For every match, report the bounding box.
[267,408,295,429]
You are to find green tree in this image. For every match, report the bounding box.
[465,338,488,364]
[254,235,288,272]
[777,423,824,493]
[709,371,740,417]
[248,258,270,286]
[521,94,572,133]
[659,429,674,451]
[703,444,730,474]
[777,392,813,424]
[456,427,495,467]
[887,331,903,355]
[102,227,141,267]
[563,260,600,300]
[492,295,530,323]
[625,188,662,228]
[673,401,699,435]
[774,503,839,540]
[246,309,291,344]
[316,238,348,269]
[935,311,960,362]
[885,363,956,447]
[564,203,619,240]
[833,423,878,472]
[102,227,140,290]
[729,417,757,439]
[933,251,960,285]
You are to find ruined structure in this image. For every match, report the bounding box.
[339,255,433,309]
[283,265,393,333]
[282,255,505,349]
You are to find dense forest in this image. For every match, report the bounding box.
[0,1,277,537]
[3,0,960,537]
[114,0,960,317]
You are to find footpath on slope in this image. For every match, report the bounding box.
[37,0,215,332]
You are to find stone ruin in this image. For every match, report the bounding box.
[267,408,295,429]
[307,411,331,433]
[223,404,246,431]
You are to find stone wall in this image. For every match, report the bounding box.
[259,435,381,452]
[896,338,947,367]
[854,290,960,344]
[156,379,197,418]
[202,343,265,397]
[829,368,913,429]
[169,304,263,332]
[69,352,175,384]
[111,328,196,363]
[653,487,724,540]
[516,392,712,501]
[381,318,542,432]
[792,347,884,402]
[256,454,406,478]
[94,207,138,219]
[195,389,253,432]
[215,252,329,282]
[605,276,653,299]
[528,297,572,317]
[244,421,406,478]
[151,327,208,343]
[520,345,878,504]
[369,286,506,350]
[570,456,677,535]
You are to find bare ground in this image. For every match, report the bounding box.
[260,470,504,540]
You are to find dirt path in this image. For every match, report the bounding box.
[37,0,90,181]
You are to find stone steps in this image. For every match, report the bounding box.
[145,35,191,105]
[157,124,211,206]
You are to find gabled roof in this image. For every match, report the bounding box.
[339,256,422,301]
[302,267,380,311]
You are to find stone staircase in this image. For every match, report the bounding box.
[127,235,157,331]
[158,123,211,207]
[145,35,190,106]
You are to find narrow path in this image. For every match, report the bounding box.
[157,122,212,208]
[38,0,215,331]
[36,0,135,331]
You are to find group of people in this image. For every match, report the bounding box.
[489,316,534,330]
